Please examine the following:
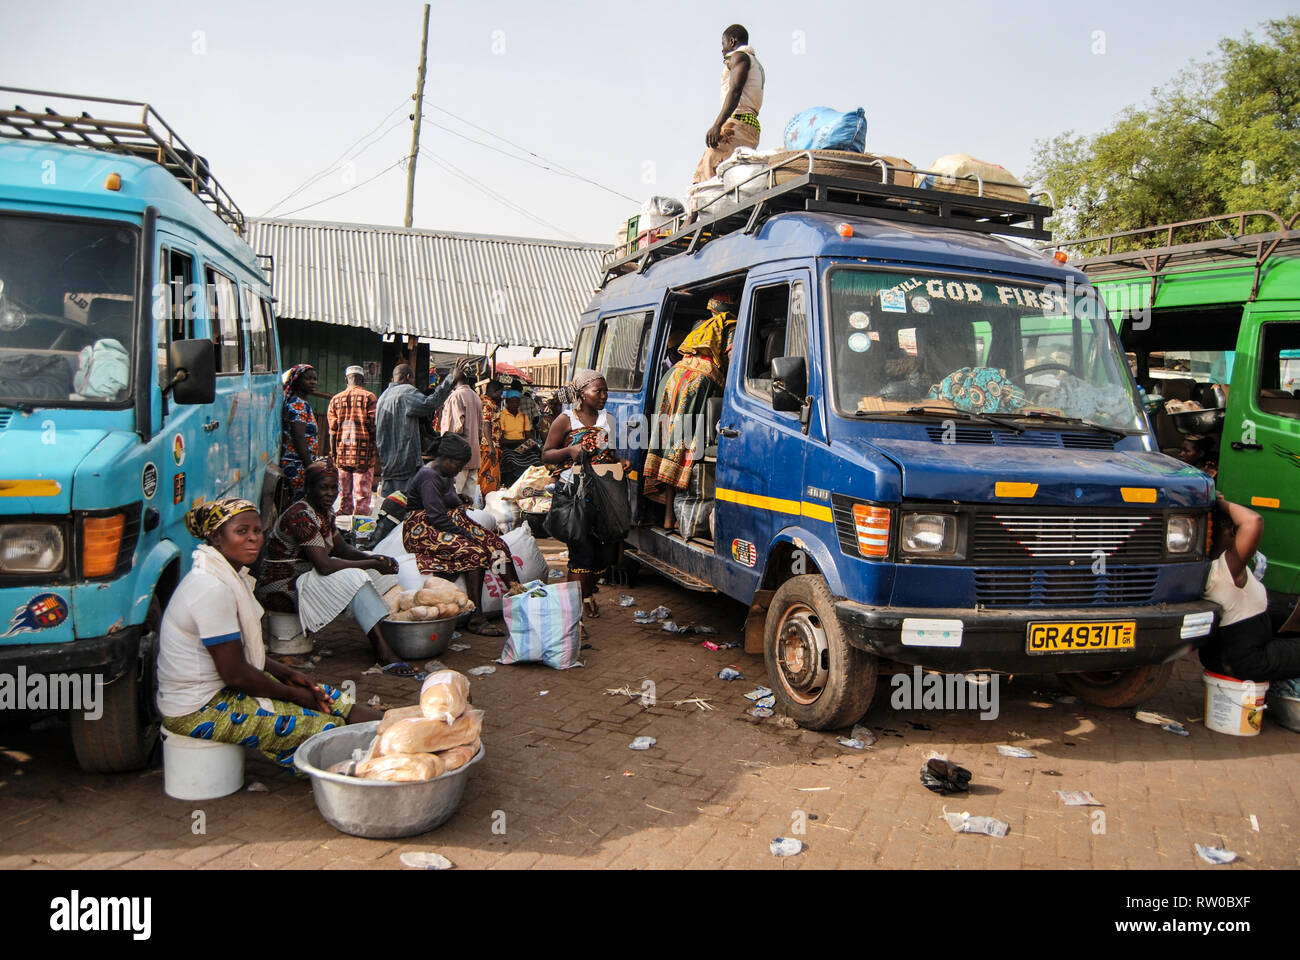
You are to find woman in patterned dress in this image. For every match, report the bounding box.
[280,364,319,502]
[477,379,504,497]
[642,296,737,530]
[541,370,631,620]
[402,433,518,637]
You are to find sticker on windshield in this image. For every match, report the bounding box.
[879,288,907,313]
[910,296,931,314]
[849,311,871,329]
[848,333,871,353]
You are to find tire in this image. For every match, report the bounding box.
[764,575,876,730]
[1058,661,1175,708]
[70,597,162,773]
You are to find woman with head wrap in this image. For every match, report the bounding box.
[157,498,381,773]
[402,433,519,637]
[255,460,412,675]
[499,388,541,488]
[281,364,319,501]
[477,379,505,498]
[542,369,632,623]
[642,293,737,530]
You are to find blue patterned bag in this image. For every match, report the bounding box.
[500,579,583,670]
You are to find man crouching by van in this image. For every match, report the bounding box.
[694,24,765,185]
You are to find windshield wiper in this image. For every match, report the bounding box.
[900,405,1026,434]
[1013,410,1127,439]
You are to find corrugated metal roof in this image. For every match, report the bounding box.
[244,218,606,349]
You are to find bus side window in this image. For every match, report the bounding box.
[156,246,194,388]
[244,287,275,373]
[745,282,792,397]
[206,266,244,374]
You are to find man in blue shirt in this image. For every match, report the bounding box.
[375,358,466,496]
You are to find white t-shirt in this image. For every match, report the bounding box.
[156,569,244,717]
[1203,553,1268,628]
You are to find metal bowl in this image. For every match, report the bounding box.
[294,721,484,838]
[381,616,456,659]
[1271,695,1300,733]
[1169,408,1224,435]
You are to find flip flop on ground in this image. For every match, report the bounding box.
[382,661,419,677]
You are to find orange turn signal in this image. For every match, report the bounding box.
[105,172,122,191]
[852,503,890,557]
[1053,250,1067,263]
[838,222,854,238]
[82,514,125,577]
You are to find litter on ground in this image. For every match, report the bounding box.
[400,851,455,870]
[942,808,1010,837]
[1195,844,1238,865]
[744,686,774,701]
[629,736,656,751]
[997,745,1036,758]
[770,837,803,857]
[718,666,743,681]
[1054,790,1103,806]
[467,665,496,676]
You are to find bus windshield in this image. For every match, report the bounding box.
[827,267,1146,433]
[0,215,137,407]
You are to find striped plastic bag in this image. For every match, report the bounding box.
[499,579,583,670]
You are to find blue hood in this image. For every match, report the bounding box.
[0,420,112,514]
[864,438,1212,508]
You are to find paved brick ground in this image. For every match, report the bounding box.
[2,538,1299,870]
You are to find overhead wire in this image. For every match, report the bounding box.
[418,147,581,240]
[275,156,408,219]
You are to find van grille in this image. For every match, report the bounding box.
[971,511,1166,564]
[975,567,1159,606]
[923,425,1115,450]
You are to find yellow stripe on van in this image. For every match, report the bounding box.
[994,482,1037,498]
[716,487,802,515]
[1251,496,1281,510]
[0,479,62,497]
[1121,487,1157,504]
[800,501,833,523]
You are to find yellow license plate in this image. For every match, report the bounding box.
[1027,621,1136,654]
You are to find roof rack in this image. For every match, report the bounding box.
[0,86,245,234]
[601,151,1052,286]
[1051,210,1300,302]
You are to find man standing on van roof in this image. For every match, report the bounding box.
[693,24,764,185]
[375,359,463,497]
[328,365,378,517]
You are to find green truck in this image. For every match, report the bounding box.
[1061,211,1300,617]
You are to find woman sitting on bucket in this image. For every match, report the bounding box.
[402,433,518,637]
[156,498,381,772]
[255,461,412,676]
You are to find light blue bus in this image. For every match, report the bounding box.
[0,90,282,770]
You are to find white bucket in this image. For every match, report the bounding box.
[1203,671,1268,736]
[267,611,311,655]
[160,726,245,800]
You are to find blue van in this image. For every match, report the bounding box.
[578,160,1219,728]
[0,90,281,770]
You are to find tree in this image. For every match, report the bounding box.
[1027,17,1300,247]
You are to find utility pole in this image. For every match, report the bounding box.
[403,2,430,229]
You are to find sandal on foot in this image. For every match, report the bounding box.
[382,661,418,678]
[583,596,600,619]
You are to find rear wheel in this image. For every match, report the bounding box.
[1058,661,1175,708]
[764,575,876,730]
[70,597,162,772]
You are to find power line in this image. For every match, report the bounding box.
[425,103,639,204]
[275,157,408,219]
[259,97,412,217]
[418,147,581,240]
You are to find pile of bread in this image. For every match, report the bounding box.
[328,669,483,783]
[383,577,474,622]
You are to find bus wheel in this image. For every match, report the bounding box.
[1058,662,1175,708]
[70,597,162,773]
[764,575,876,730]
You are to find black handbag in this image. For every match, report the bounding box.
[586,463,630,543]
[544,470,591,544]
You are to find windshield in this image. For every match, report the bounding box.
[827,267,1146,432]
[0,215,138,407]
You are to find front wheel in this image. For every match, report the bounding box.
[1058,661,1175,708]
[764,575,876,730]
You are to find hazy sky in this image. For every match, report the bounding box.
[3,0,1294,246]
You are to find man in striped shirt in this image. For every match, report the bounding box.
[328,365,378,516]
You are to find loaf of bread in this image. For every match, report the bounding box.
[355,752,445,782]
[377,704,423,733]
[437,739,481,772]
[376,708,483,756]
[420,670,470,724]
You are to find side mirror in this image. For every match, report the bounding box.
[771,356,807,413]
[168,338,216,405]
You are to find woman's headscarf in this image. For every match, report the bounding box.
[304,459,332,485]
[185,498,257,541]
[556,368,603,406]
[435,432,473,464]
[282,363,314,398]
[679,310,736,361]
[503,389,522,400]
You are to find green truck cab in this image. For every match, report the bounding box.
[1064,211,1300,614]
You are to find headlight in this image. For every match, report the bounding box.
[1166,515,1197,554]
[900,513,958,555]
[0,523,65,573]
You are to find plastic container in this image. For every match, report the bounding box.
[293,721,483,838]
[381,616,456,660]
[160,726,245,800]
[1203,671,1268,736]
[267,611,311,655]
[1270,693,1300,733]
